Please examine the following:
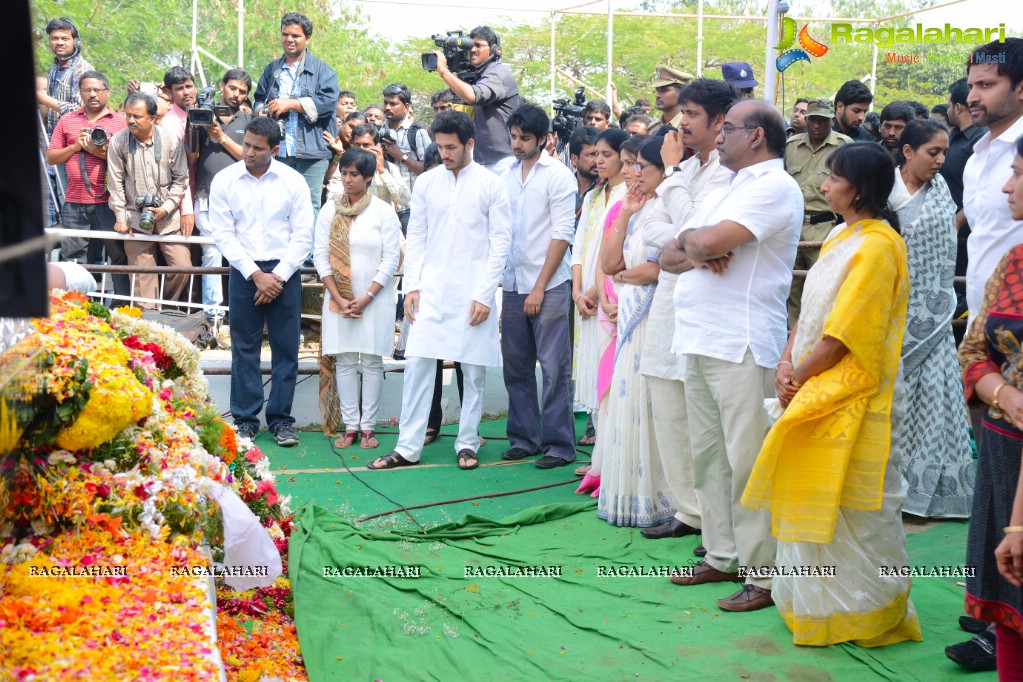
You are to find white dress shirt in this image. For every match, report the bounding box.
[207,158,314,282]
[672,157,803,368]
[404,162,512,366]
[501,152,577,293]
[963,113,1023,325]
[640,151,731,380]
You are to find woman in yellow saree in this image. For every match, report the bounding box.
[742,142,923,647]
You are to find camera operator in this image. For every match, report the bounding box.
[107,92,191,309]
[381,84,430,195]
[46,70,128,297]
[433,26,519,174]
[254,11,339,216]
[185,68,254,324]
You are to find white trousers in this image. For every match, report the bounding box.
[685,350,777,589]
[396,356,486,462]
[335,353,384,432]
[647,376,701,529]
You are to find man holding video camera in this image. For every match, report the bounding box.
[47,70,128,296]
[186,68,254,324]
[107,92,191,308]
[254,11,338,215]
[432,26,519,175]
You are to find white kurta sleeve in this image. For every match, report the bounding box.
[403,174,429,293]
[313,201,336,280]
[373,202,402,287]
[473,175,512,304]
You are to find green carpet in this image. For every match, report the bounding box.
[262,417,992,682]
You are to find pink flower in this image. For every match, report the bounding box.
[256,480,279,506]
[244,447,264,464]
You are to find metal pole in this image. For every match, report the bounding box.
[191,0,199,74]
[870,41,879,109]
[606,0,613,106]
[697,0,704,77]
[550,11,556,116]
[238,0,244,68]
[764,0,779,104]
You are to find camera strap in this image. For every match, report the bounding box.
[79,149,107,198]
[128,126,162,200]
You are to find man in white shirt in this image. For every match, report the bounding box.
[498,104,578,469]
[208,117,314,447]
[368,110,511,471]
[660,100,803,613]
[963,38,1023,326]
[638,78,735,541]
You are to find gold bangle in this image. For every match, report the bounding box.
[789,376,803,388]
[993,382,1010,409]
[1004,526,1023,534]
[777,360,793,368]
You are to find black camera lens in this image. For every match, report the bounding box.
[90,128,108,146]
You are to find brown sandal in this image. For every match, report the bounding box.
[367,451,417,470]
[423,428,439,445]
[457,448,479,470]
[360,430,379,449]
[334,431,358,449]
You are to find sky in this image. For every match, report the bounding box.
[353,0,1023,43]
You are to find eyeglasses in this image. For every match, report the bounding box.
[81,88,109,94]
[632,162,655,173]
[720,123,757,138]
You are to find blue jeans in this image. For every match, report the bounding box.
[228,262,301,430]
[500,280,575,460]
[60,201,129,298]
[277,156,329,215]
[193,210,224,318]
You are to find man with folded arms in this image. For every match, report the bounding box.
[660,101,803,612]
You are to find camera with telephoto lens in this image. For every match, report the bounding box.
[379,127,398,145]
[188,87,219,126]
[81,127,108,147]
[552,87,587,138]
[421,30,481,86]
[134,194,160,232]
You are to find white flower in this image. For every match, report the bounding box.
[1,542,39,564]
[47,450,77,465]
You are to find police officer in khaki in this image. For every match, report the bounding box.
[647,65,694,136]
[783,98,852,326]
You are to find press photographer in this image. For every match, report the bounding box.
[428,26,519,173]
[107,92,191,309]
[185,68,254,324]
[46,69,128,296]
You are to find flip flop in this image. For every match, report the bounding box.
[360,430,379,449]
[457,448,479,470]
[424,428,439,445]
[334,431,358,449]
[367,451,417,470]
[577,435,596,446]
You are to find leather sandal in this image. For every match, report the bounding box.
[423,428,439,445]
[334,431,358,449]
[457,448,479,470]
[360,430,379,449]
[367,451,416,470]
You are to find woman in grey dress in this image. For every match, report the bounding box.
[889,118,974,518]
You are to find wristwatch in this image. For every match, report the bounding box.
[400,153,409,164]
[664,165,682,177]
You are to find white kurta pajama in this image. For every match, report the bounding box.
[314,196,403,431]
[395,162,512,461]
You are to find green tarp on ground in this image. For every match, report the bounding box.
[289,500,989,682]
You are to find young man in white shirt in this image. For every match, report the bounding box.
[498,104,579,469]
[368,110,511,471]
[661,101,803,613]
[207,117,314,446]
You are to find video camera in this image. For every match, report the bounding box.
[187,87,233,127]
[421,30,481,86]
[552,87,587,138]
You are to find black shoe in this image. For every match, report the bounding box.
[501,446,536,461]
[693,544,707,557]
[235,422,257,441]
[959,616,989,635]
[271,421,299,447]
[945,628,997,671]
[641,518,700,539]
[535,454,572,469]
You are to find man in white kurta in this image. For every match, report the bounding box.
[370,110,511,469]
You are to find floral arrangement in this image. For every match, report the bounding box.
[0,293,304,680]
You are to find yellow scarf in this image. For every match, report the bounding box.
[741,219,909,543]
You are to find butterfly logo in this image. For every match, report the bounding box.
[775,17,829,73]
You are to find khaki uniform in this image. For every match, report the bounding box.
[647,110,683,137]
[783,129,851,326]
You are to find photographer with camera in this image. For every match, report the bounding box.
[254,12,339,216]
[184,68,254,324]
[46,70,128,295]
[430,26,519,174]
[107,92,191,309]
[381,84,430,194]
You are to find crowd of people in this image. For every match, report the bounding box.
[37,12,1023,675]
